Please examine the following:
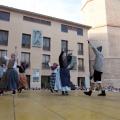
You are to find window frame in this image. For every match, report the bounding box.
[22,33,31,48]
[0,30,8,46]
[43,37,50,51]
[78,58,84,71]
[0,11,10,21]
[61,24,68,33]
[78,43,83,55]
[42,54,50,69]
[21,52,30,68]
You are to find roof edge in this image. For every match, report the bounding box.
[0,5,91,29]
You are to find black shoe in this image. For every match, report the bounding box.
[18,88,22,93]
[65,91,69,96]
[98,90,106,96]
[62,91,65,95]
[0,91,3,95]
[54,90,58,92]
[11,91,16,95]
[84,91,92,96]
[50,89,53,92]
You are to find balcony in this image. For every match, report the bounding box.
[78,51,83,55]
[42,62,50,69]
[78,65,84,71]
[22,43,30,48]
[0,40,8,46]
[43,46,50,51]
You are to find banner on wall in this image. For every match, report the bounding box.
[32,30,42,48]
[33,69,39,82]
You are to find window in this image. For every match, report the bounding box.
[61,24,68,32]
[78,58,84,71]
[0,30,8,46]
[61,40,68,51]
[0,50,7,58]
[78,43,83,55]
[35,19,41,23]
[42,55,50,69]
[22,34,31,48]
[23,16,51,26]
[21,52,30,68]
[43,37,50,51]
[77,28,83,36]
[0,11,10,21]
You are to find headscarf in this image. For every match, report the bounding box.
[97,46,102,52]
[51,63,58,70]
[11,53,15,58]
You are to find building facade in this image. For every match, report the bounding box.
[82,0,120,88]
[0,5,90,89]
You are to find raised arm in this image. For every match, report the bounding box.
[67,54,72,66]
[4,56,10,61]
[88,40,99,56]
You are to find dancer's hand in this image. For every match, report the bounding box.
[87,40,90,44]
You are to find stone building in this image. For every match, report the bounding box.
[82,0,120,88]
[0,5,90,88]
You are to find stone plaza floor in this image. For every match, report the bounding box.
[0,90,120,120]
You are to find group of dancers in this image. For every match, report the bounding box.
[0,40,106,96]
[49,40,106,96]
[0,47,29,95]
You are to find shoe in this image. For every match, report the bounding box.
[65,91,69,96]
[62,91,65,95]
[11,91,16,95]
[98,90,106,96]
[84,91,92,96]
[0,91,3,95]
[50,89,53,92]
[18,88,22,93]
[54,90,58,92]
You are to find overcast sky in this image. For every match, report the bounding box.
[0,0,83,23]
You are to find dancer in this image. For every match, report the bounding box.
[0,47,19,95]
[17,62,29,93]
[59,51,72,95]
[0,64,7,79]
[48,62,59,92]
[54,65,62,92]
[84,40,106,96]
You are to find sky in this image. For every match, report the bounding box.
[0,0,83,23]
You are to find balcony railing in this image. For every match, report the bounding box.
[43,46,50,51]
[42,62,49,69]
[78,51,83,55]
[0,40,8,46]
[78,65,84,71]
[22,43,30,48]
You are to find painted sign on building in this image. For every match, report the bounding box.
[32,30,42,48]
[33,69,39,82]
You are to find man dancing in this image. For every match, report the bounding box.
[84,40,106,96]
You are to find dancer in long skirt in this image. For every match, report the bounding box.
[0,49,19,95]
[48,62,59,92]
[59,51,72,95]
[17,62,29,93]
